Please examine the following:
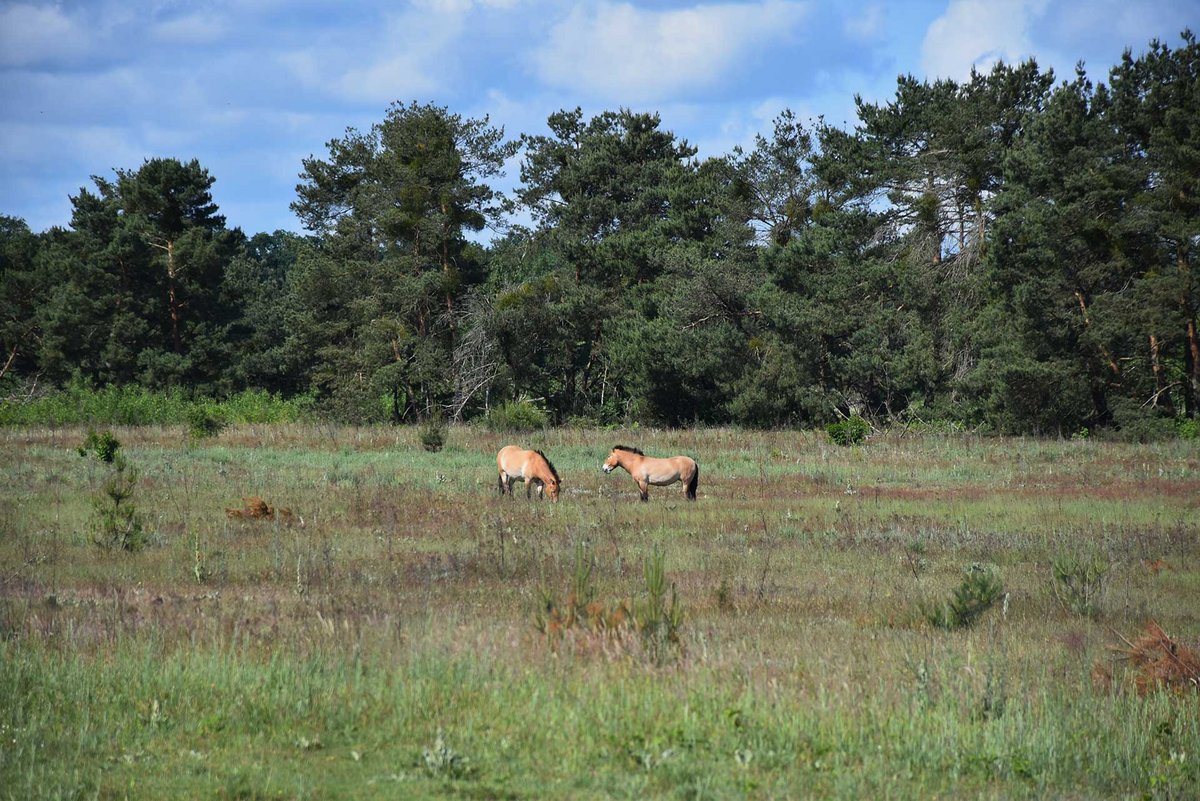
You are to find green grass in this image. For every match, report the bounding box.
[1,425,1198,798]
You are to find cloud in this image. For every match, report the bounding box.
[531,0,811,103]
[0,3,92,67]
[844,2,885,41]
[920,0,1050,81]
[152,12,230,44]
[277,3,482,104]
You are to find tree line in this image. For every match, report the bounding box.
[2,32,1197,436]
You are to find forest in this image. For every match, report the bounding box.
[1,32,1197,436]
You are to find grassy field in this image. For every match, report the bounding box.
[1,424,1198,799]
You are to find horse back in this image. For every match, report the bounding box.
[497,445,529,473]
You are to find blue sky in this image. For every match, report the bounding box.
[1,0,1196,237]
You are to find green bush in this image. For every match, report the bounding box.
[77,431,146,551]
[186,405,227,442]
[923,564,1004,630]
[1050,551,1108,619]
[77,429,120,463]
[0,383,313,427]
[482,400,548,433]
[1107,398,1177,443]
[826,415,870,446]
[1178,417,1199,440]
[418,417,447,452]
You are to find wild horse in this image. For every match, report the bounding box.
[497,445,561,501]
[602,446,698,502]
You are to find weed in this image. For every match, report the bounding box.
[903,538,929,580]
[422,729,472,779]
[636,545,684,664]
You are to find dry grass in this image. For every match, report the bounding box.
[2,424,1198,798]
[1096,620,1200,696]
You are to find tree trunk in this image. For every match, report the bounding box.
[1149,334,1172,412]
[1186,318,1200,417]
[1074,289,1120,378]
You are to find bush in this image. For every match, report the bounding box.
[418,417,447,452]
[186,405,227,442]
[483,400,548,433]
[0,383,313,427]
[77,429,120,463]
[77,431,146,551]
[826,415,870,446]
[1107,398,1177,443]
[1051,550,1109,619]
[923,564,1004,629]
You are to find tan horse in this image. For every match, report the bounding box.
[602,446,698,502]
[497,445,561,501]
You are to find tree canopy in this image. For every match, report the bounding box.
[2,32,1197,437]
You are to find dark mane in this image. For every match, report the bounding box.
[612,445,644,455]
[534,450,560,481]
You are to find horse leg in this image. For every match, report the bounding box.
[526,479,533,500]
[637,479,649,502]
[498,471,505,496]
[685,463,699,501]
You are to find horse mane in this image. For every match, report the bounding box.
[534,450,560,482]
[612,445,644,456]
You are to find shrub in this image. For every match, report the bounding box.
[186,404,227,442]
[1178,417,1199,440]
[826,415,870,446]
[923,563,1004,629]
[1108,398,1176,443]
[483,400,548,433]
[77,429,120,463]
[418,417,448,452]
[78,431,146,551]
[1051,550,1109,618]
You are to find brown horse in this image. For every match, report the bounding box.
[602,446,698,502]
[497,445,561,501]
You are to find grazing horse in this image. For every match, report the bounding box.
[497,445,561,501]
[602,446,699,502]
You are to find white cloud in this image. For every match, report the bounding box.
[0,3,92,67]
[531,0,811,103]
[152,12,229,44]
[920,0,1050,81]
[844,2,885,41]
[279,3,480,104]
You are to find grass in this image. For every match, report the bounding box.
[1,424,1198,799]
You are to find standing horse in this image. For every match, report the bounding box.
[497,445,561,501]
[602,446,698,502]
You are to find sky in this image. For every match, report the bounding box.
[1,0,1196,238]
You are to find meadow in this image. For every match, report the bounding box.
[1,423,1198,799]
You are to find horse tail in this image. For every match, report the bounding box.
[686,460,699,501]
